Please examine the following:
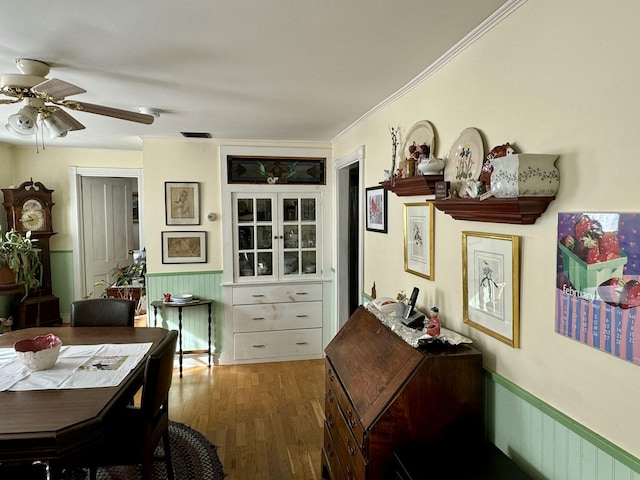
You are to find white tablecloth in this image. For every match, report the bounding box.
[0,342,152,392]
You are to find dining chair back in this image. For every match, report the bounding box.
[86,329,178,480]
[70,298,136,327]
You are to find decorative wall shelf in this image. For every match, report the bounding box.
[379,174,443,197]
[432,196,556,224]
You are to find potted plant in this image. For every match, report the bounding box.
[0,229,43,300]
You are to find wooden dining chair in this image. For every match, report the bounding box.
[85,329,178,480]
[70,298,136,327]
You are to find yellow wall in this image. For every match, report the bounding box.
[333,0,640,458]
[7,146,142,250]
[142,138,223,273]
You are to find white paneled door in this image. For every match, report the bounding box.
[81,177,134,298]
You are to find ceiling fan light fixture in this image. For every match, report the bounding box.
[43,115,71,139]
[6,105,38,137]
[138,107,161,118]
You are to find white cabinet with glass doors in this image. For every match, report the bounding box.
[232,192,321,282]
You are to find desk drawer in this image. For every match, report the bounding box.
[325,399,366,480]
[323,424,346,480]
[233,302,322,333]
[232,283,322,305]
[234,328,322,360]
[326,361,366,452]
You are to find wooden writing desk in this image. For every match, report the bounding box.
[0,327,169,465]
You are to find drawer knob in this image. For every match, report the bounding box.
[252,317,265,320]
[295,314,308,318]
[345,436,355,455]
[252,344,266,348]
[252,294,265,297]
[295,292,308,295]
[296,341,309,345]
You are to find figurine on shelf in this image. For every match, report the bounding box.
[425,307,441,337]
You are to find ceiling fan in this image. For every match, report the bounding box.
[0,58,155,139]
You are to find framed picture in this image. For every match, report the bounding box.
[404,202,434,280]
[161,231,207,264]
[165,182,200,225]
[365,186,387,233]
[462,231,521,347]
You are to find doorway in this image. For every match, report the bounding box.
[68,167,144,300]
[335,146,364,330]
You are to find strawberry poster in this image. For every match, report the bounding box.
[556,212,640,365]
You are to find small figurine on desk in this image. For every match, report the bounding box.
[426,307,441,337]
[0,316,12,333]
[163,293,172,302]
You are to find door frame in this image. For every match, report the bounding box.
[68,167,144,300]
[334,145,364,331]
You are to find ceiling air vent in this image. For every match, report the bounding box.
[180,132,212,138]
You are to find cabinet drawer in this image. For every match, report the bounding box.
[233,302,322,333]
[323,424,346,480]
[234,328,322,360]
[232,283,322,305]
[326,361,366,452]
[325,397,366,480]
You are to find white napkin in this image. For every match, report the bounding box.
[0,348,29,391]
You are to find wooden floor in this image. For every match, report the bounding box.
[168,357,326,480]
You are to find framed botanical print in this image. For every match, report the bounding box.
[165,182,200,225]
[161,231,207,264]
[365,186,387,233]
[404,202,434,280]
[462,231,521,347]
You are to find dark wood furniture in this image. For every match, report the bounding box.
[151,299,213,377]
[2,180,62,329]
[432,196,555,224]
[393,441,532,479]
[84,330,178,480]
[106,285,145,302]
[379,174,444,197]
[321,306,483,480]
[0,327,170,465]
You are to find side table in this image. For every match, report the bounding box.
[151,299,213,378]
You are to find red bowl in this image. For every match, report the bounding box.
[14,333,62,371]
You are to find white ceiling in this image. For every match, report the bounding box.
[0,0,508,151]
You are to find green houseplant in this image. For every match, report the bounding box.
[0,229,43,300]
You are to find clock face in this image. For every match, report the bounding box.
[21,199,46,231]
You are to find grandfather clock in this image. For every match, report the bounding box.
[2,179,61,328]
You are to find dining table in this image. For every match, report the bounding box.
[0,326,170,470]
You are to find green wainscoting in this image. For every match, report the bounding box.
[145,271,224,356]
[485,370,640,480]
[51,250,74,317]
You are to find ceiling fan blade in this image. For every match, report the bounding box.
[52,108,85,131]
[33,78,87,99]
[65,101,154,125]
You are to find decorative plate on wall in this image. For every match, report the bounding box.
[445,127,484,184]
[400,120,436,163]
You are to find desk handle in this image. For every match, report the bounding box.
[252,294,265,297]
[295,292,308,295]
[296,341,309,345]
[252,317,266,320]
[295,314,308,318]
[252,344,266,348]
